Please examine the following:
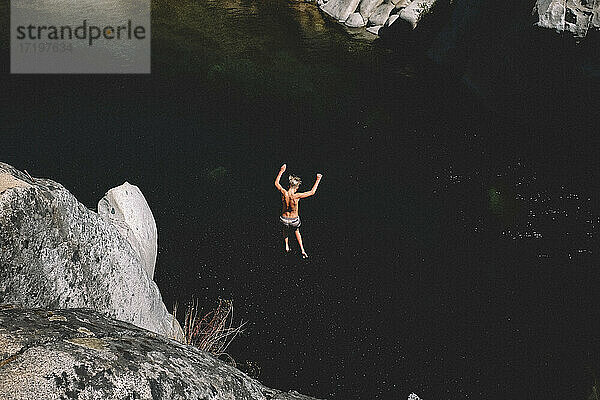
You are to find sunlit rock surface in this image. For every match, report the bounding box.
[395,0,412,8]
[320,0,600,39]
[345,13,365,28]
[386,14,400,27]
[346,12,366,27]
[318,0,442,35]
[0,162,176,337]
[358,0,384,20]
[0,307,321,400]
[369,3,396,26]
[0,173,29,193]
[98,182,158,280]
[535,0,600,38]
[320,0,361,22]
[366,25,382,34]
[397,0,438,29]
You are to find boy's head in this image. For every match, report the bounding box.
[289,175,301,190]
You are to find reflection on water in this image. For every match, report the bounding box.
[152,0,411,75]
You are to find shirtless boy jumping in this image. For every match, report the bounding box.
[275,164,323,258]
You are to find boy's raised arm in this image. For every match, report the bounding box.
[297,173,323,198]
[275,164,286,193]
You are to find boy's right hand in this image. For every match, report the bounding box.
[281,164,287,171]
[316,173,323,179]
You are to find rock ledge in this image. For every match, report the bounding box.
[0,307,321,400]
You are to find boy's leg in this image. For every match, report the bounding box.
[283,228,290,252]
[294,229,307,257]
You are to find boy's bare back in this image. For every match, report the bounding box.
[275,164,322,219]
[281,190,300,218]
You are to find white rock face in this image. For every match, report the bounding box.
[0,173,29,194]
[346,12,366,27]
[0,162,178,338]
[386,13,400,26]
[535,0,600,38]
[536,0,565,30]
[366,25,383,34]
[320,0,362,23]
[399,0,438,28]
[359,0,384,19]
[395,0,412,8]
[408,394,422,400]
[98,182,158,280]
[369,3,396,26]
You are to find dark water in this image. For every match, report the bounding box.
[1,1,600,399]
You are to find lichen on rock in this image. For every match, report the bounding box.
[0,308,322,400]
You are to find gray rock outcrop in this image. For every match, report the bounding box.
[396,0,438,29]
[98,182,158,280]
[394,0,412,7]
[358,0,384,20]
[386,14,400,26]
[0,307,321,400]
[345,12,366,27]
[0,173,29,193]
[317,0,441,35]
[366,25,382,35]
[320,0,361,22]
[0,162,177,337]
[369,3,396,26]
[534,0,600,38]
[319,0,600,39]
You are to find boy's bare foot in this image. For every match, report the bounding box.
[302,252,308,259]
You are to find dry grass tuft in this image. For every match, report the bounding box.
[172,298,245,366]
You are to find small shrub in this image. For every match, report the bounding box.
[172,298,245,366]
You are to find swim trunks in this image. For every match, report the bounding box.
[280,215,301,233]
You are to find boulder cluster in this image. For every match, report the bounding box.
[316,0,600,39]
[534,0,600,38]
[317,0,440,35]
